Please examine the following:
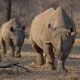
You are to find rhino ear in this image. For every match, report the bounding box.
[69,26,76,35]
[70,27,74,32]
[10,27,14,32]
[48,24,55,33]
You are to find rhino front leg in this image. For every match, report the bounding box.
[1,38,7,56]
[43,43,55,70]
[15,46,22,58]
[32,43,44,66]
[61,53,69,72]
[9,39,15,57]
[57,52,68,73]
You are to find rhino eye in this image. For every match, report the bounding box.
[10,27,14,32]
[23,27,25,30]
[22,26,25,31]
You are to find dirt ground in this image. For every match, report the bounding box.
[0,44,80,80]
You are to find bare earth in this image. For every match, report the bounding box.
[0,44,80,80]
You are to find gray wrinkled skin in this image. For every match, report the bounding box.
[30,7,76,72]
[1,18,25,58]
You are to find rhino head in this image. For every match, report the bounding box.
[9,18,25,45]
[9,18,25,57]
[48,7,76,51]
[48,24,71,51]
[10,26,25,44]
[48,23,76,72]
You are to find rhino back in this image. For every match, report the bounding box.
[1,21,14,39]
[30,8,55,48]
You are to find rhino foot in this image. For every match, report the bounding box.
[57,67,68,73]
[28,62,42,68]
[15,55,21,58]
[15,54,22,58]
[1,54,8,58]
[44,63,56,71]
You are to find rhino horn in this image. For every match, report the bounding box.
[13,26,25,31]
[53,7,65,28]
[10,27,22,32]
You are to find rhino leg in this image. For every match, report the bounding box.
[61,53,68,72]
[32,43,44,66]
[61,60,67,72]
[1,38,7,56]
[57,52,68,73]
[15,46,22,58]
[57,59,67,73]
[43,43,55,70]
[9,39,15,57]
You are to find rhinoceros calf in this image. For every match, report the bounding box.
[30,7,76,72]
[0,18,25,57]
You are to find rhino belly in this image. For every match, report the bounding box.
[30,26,51,49]
[31,31,43,49]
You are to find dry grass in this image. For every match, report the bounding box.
[74,38,80,46]
[69,54,80,59]
[57,76,79,80]
[21,52,36,59]
[0,52,80,80]
[56,66,80,80]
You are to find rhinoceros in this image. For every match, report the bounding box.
[30,7,76,72]
[0,18,25,58]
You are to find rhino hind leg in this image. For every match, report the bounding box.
[43,43,56,70]
[32,43,45,66]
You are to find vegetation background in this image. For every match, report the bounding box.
[0,0,80,34]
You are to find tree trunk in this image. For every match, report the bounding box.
[3,0,12,22]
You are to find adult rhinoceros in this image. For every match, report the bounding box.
[0,18,25,58]
[30,7,76,72]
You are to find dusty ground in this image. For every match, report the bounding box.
[0,43,80,80]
